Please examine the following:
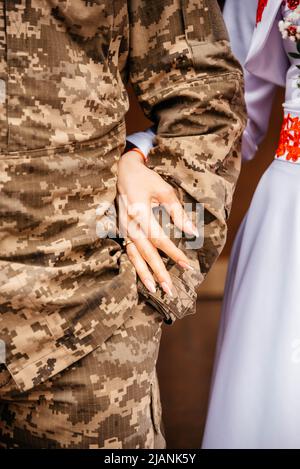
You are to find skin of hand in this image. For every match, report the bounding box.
[117,150,199,297]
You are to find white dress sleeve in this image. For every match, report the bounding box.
[224,0,284,161]
[223,0,257,65]
[242,72,278,161]
[126,128,155,157]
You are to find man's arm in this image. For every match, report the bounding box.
[127,0,246,322]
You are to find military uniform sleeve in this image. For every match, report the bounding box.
[128,0,247,323]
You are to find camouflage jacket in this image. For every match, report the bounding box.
[0,0,246,391]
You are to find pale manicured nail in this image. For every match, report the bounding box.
[178,260,195,271]
[161,282,173,297]
[184,220,199,237]
[144,278,156,294]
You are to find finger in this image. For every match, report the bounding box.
[131,235,174,297]
[129,205,193,269]
[150,222,194,271]
[124,207,175,294]
[126,241,156,294]
[158,185,199,237]
[117,193,130,239]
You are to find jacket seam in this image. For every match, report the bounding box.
[0,120,126,159]
[145,71,243,110]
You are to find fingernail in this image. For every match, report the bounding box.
[178,260,195,271]
[161,282,173,297]
[144,278,156,294]
[184,220,199,237]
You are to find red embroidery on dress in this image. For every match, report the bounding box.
[256,0,269,25]
[276,114,300,161]
[287,0,300,10]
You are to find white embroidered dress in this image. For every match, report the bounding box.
[202,0,300,449]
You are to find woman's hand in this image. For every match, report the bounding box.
[117,151,199,297]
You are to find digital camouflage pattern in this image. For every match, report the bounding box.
[0,0,246,448]
[0,300,165,448]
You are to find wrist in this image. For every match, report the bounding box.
[121,149,146,165]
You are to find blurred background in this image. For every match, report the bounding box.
[125,2,285,444]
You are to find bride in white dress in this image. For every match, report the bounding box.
[202,0,300,449]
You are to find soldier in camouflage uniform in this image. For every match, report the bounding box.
[0,0,246,448]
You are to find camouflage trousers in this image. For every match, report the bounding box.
[0,299,165,449]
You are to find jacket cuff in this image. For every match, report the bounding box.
[137,264,202,324]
